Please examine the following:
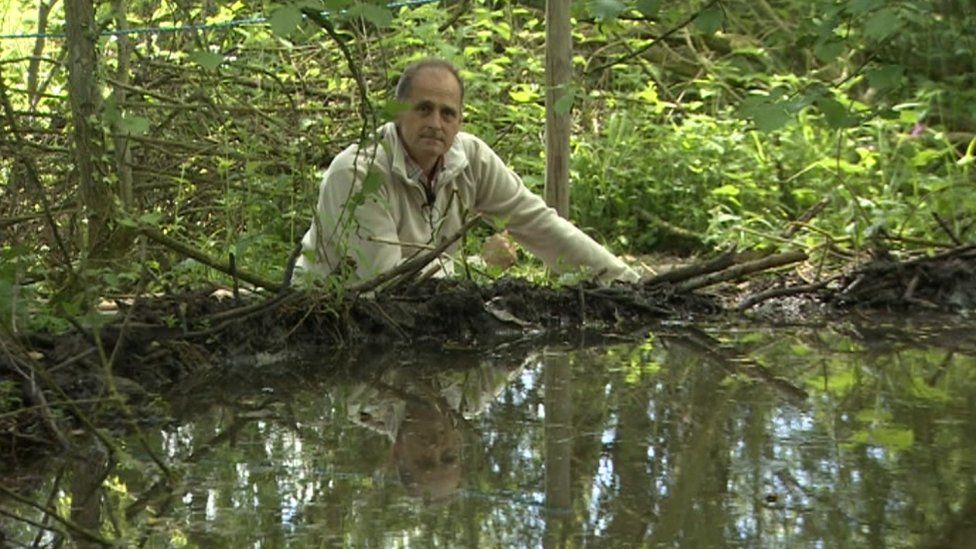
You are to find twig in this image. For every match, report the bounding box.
[678,250,808,292]
[737,276,838,311]
[438,0,470,32]
[183,290,304,340]
[0,64,75,272]
[229,252,241,303]
[280,242,303,292]
[302,8,374,125]
[350,215,483,294]
[0,338,70,449]
[931,212,963,246]
[139,226,280,292]
[587,0,722,74]
[780,197,830,239]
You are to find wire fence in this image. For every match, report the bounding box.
[0,0,440,41]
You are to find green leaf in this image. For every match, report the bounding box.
[362,169,384,196]
[269,5,303,37]
[814,39,846,63]
[553,87,575,115]
[865,64,904,91]
[120,115,149,136]
[695,7,724,34]
[347,2,393,27]
[846,0,884,15]
[188,51,224,70]
[380,100,410,121]
[509,85,539,103]
[139,212,162,225]
[102,96,121,125]
[739,96,792,132]
[635,0,660,17]
[852,426,914,451]
[711,184,741,197]
[864,8,902,41]
[816,97,857,129]
[588,0,627,21]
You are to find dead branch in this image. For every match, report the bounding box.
[139,226,281,292]
[737,276,839,311]
[678,250,808,292]
[643,248,737,287]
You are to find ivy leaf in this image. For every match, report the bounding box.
[189,51,224,70]
[588,0,627,22]
[347,2,393,28]
[695,7,724,35]
[864,8,902,41]
[269,5,303,37]
[636,0,661,17]
[866,64,904,91]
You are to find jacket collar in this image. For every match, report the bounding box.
[381,121,468,184]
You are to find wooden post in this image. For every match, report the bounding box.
[544,0,572,218]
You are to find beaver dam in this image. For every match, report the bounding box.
[2,243,976,547]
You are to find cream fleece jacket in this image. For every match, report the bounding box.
[295,122,638,285]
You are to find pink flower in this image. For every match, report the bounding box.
[910,123,926,138]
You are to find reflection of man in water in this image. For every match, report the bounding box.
[344,361,524,503]
[393,399,463,502]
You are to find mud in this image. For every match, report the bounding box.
[2,246,975,468]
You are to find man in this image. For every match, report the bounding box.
[295,58,638,285]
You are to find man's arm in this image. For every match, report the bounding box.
[469,138,638,283]
[301,150,403,282]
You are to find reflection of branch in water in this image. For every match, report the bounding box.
[661,327,809,407]
[125,400,272,521]
[0,482,112,545]
[927,351,955,387]
[648,367,738,546]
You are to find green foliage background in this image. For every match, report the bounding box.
[1,0,974,326]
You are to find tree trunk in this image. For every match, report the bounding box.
[64,0,113,259]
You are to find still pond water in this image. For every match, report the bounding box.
[4,317,976,547]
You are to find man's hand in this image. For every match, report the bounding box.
[483,231,518,270]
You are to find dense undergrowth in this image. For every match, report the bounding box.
[0,0,974,333]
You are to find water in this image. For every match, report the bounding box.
[3,318,976,547]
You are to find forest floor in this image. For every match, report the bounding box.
[2,243,975,470]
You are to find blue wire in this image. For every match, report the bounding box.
[0,0,439,41]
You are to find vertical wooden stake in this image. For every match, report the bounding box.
[545,0,572,218]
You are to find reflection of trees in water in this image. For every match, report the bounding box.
[2,329,976,547]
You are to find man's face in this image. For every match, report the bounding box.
[393,403,462,502]
[397,67,462,170]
